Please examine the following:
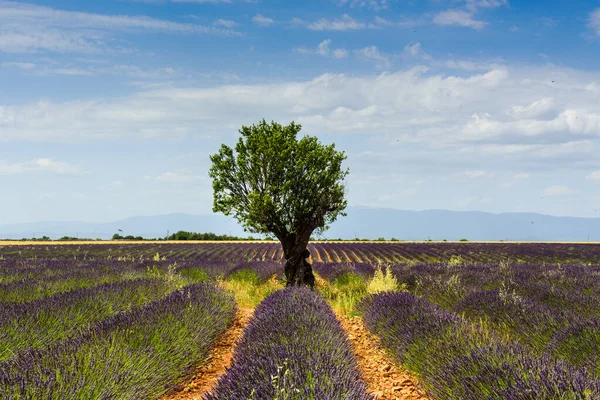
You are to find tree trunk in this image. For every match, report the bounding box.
[281,233,315,289]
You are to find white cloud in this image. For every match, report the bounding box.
[589,8,600,36]
[586,170,600,181]
[507,97,556,119]
[293,14,395,31]
[403,42,422,57]
[335,0,389,11]
[353,46,390,68]
[463,108,600,140]
[0,158,83,175]
[306,14,364,31]
[433,10,486,30]
[213,19,237,28]
[52,67,94,76]
[502,172,529,188]
[2,63,600,180]
[252,14,273,27]
[0,1,239,54]
[539,17,559,28]
[316,39,332,56]
[332,48,349,59]
[543,185,576,197]
[373,16,393,27]
[7,62,178,79]
[295,39,348,59]
[0,61,36,70]
[464,0,507,11]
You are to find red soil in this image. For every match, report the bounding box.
[339,314,431,400]
[162,308,430,400]
[161,308,253,400]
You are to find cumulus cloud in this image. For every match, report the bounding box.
[543,185,576,197]
[506,97,556,119]
[213,19,237,28]
[335,0,389,11]
[252,14,273,27]
[433,10,486,30]
[403,42,422,57]
[295,39,348,59]
[502,172,530,188]
[586,170,600,181]
[464,0,508,10]
[2,63,600,176]
[0,158,83,175]
[293,14,394,31]
[353,46,390,68]
[303,14,365,31]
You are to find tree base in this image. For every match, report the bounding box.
[284,258,315,289]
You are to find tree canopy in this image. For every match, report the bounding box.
[209,120,349,247]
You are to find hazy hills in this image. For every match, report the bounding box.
[1,207,600,242]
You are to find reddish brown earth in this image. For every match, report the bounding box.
[162,308,430,400]
[339,314,430,400]
[161,308,253,400]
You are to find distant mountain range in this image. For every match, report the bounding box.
[1,207,600,242]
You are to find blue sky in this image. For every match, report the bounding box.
[1,0,600,224]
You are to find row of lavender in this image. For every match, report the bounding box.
[0,283,236,399]
[333,259,600,398]
[3,242,600,264]
[204,287,372,400]
[0,258,280,360]
[359,292,600,399]
[0,258,283,304]
[0,257,281,397]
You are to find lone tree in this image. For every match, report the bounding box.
[209,119,348,287]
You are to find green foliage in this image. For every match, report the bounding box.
[227,269,261,286]
[222,273,284,308]
[367,264,403,294]
[318,272,368,316]
[209,119,349,238]
[166,230,254,241]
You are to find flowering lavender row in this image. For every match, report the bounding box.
[0,258,162,303]
[433,343,600,399]
[0,278,175,362]
[548,317,600,378]
[312,261,375,281]
[390,261,600,315]
[387,260,600,378]
[0,282,236,399]
[204,287,373,400]
[359,291,600,399]
[225,260,284,282]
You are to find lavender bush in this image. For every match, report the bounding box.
[359,291,600,399]
[0,283,236,399]
[204,287,372,400]
[0,278,174,361]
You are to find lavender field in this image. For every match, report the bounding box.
[1,242,599,399]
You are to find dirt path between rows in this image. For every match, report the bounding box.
[338,314,431,400]
[162,307,429,400]
[161,308,254,400]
